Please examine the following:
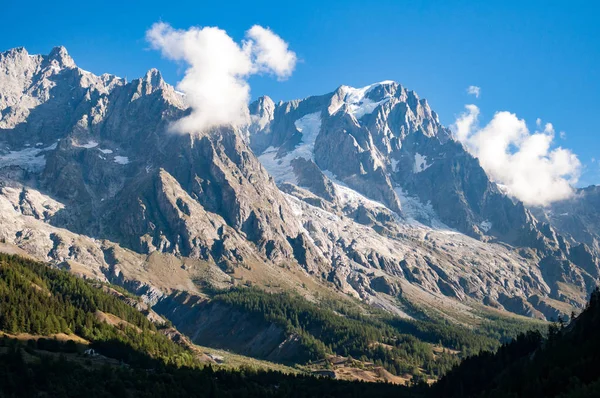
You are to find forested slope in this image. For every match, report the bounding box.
[432,287,600,397]
[0,253,419,397]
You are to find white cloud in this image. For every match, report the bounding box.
[466,85,481,98]
[453,104,479,142]
[453,105,581,206]
[245,25,297,79]
[146,22,296,133]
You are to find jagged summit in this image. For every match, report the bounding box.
[47,45,75,68]
[0,45,75,70]
[247,78,450,213]
[143,68,164,86]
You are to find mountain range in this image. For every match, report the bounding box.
[1,44,599,335]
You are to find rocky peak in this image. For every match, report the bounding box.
[329,81,398,118]
[250,95,275,116]
[123,67,186,109]
[0,47,35,66]
[47,46,76,69]
[1,46,27,59]
[142,68,165,91]
[248,96,275,134]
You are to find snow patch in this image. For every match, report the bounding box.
[293,112,322,161]
[258,147,297,185]
[98,148,113,154]
[73,140,98,149]
[0,142,57,172]
[391,159,399,172]
[413,153,431,173]
[323,170,387,210]
[496,183,511,196]
[394,187,452,231]
[257,112,322,185]
[480,220,492,233]
[113,156,130,165]
[348,133,363,151]
[330,82,394,118]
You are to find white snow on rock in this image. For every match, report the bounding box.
[258,146,298,185]
[496,183,511,196]
[0,142,57,172]
[113,156,129,165]
[324,170,453,232]
[348,133,363,151]
[98,148,113,154]
[394,187,452,230]
[413,153,431,173]
[323,170,387,210]
[480,220,492,233]
[329,81,394,118]
[293,111,322,161]
[257,112,322,185]
[73,140,98,149]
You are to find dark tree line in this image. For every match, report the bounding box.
[0,345,424,398]
[431,287,600,397]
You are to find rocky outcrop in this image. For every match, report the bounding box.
[533,185,600,256]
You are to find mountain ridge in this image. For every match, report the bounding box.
[247,73,600,317]
[0,45,598,325]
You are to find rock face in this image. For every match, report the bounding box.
[247,80,600,317]
[533,186,600,257]
[0,46,598,322]
[0,46,319,277]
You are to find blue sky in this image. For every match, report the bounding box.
[3,0,599,185]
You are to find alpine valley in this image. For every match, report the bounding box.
[1,46,599,390]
